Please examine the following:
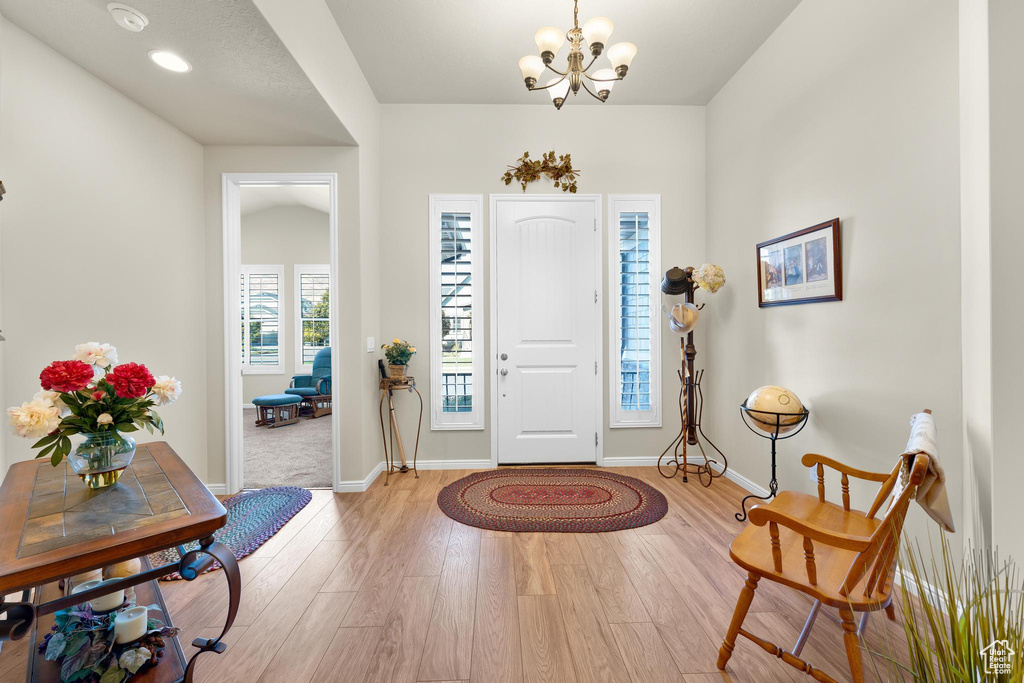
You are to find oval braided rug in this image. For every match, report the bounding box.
[437,469,668,533]
[148,486,312,580]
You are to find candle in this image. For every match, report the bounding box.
[71,579,125,612]
[69,569,102,588]
[113,606,148,644]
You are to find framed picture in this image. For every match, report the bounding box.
[756,218,841,307]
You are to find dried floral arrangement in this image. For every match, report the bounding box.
[40,600,178,683]
[501,151,580,193]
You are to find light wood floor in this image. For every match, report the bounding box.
[0,467,913,683]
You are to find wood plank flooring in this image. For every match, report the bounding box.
[0,466,913,682]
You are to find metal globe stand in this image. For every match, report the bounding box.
[735,403,810,522]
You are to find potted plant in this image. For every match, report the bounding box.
[6,342,181,488]
[871,534,1023,681]
[381,338,416,379]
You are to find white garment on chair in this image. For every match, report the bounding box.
[904,411,955,533]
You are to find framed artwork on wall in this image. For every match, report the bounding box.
[756,218,842,307]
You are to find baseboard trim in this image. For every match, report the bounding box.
[204,483,228,495]
[414,459,493,470]
[601,456,660,468]
[335,460,385,492]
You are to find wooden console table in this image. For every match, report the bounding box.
[0,442,240,682]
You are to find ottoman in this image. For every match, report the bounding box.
[252,394,302,428]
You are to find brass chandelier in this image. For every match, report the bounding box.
[517,0,637,109]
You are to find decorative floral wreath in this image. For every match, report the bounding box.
[501,150,580,193]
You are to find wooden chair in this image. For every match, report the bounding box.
[717,445,931,682]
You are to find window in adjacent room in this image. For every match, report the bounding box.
[294,265,330,372]
[609,196,661,427]
[241,264,285,374]
[429,195,484,429]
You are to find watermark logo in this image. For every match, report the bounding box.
[981,639,1015,676]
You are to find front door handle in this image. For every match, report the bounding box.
[500,368,508,376]
[500,353,508,361]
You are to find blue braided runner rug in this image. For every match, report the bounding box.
[148,486,312,580]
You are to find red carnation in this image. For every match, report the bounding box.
[39,360,94,393]
[106,362,155,399]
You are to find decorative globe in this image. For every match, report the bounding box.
[744,385,805,434]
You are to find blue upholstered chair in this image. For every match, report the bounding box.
[286,347,332,418]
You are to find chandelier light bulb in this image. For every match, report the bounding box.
[581,17,614,54]
[608,42,637,75]
[535,26,565,63]
[547,77,570,109]
[518,56,545,88]
[591,68,617,100]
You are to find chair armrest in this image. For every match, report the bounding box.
[290,374,313,388]
[800,453,891,483]
[315,377,331,395]
[748,505,872,552]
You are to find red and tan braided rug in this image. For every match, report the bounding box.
[436,468,668,533]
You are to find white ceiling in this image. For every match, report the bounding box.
[240,185,330,216]
[326,0,802,105]
[0,0,352,145]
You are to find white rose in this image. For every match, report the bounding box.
[73,342,119,369]
[151,375,182,406]
[7,399,62,438]
[96,413,114,425]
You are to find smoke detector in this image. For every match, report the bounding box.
[107,3,149,32]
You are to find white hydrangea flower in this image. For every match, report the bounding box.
[73,342,119,368]
[151,376,182,406]
[7,398,62,438]
[693,263,726,294]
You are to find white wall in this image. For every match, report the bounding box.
[705,0,962,550]
[0,19,207,476]
[380,104,706,464]
[241,203,330,404]
[988,0,1024,563]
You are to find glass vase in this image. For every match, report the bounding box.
[68,431,136,489]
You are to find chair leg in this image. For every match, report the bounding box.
[840,609,865,683]
[884,602,897,621]
[792,599,821,657]
[717,572,760,670]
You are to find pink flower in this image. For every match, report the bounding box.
[106,363,155,399]
[39,360,94,393]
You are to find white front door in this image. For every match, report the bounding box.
[493,196,600,464]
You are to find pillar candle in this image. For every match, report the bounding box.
[113,606,148,644]
[71,579,125,612]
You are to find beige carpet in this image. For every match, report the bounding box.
[243,410,333,489]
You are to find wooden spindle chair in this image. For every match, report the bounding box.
[717,441,931,682]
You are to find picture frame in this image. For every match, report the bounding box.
[756,218,841,307]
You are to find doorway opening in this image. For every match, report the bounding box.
[222,174,340,493]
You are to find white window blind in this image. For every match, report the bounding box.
[608,196,661,427]
[241,265,285,374]
[294,265,330,371]
[429,195,484,430]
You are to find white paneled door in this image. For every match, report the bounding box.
[493,196,601,464]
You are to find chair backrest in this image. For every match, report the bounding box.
[841,452,930,599]
[311,347,331,380]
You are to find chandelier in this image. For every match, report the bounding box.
[517,0,637,109]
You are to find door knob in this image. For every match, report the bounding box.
[500,353,508,361]
[500,368,508,376]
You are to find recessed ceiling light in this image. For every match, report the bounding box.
[149,50,192,73]
[107,3,148,32]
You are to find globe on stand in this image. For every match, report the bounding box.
[744,385,805,435]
